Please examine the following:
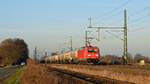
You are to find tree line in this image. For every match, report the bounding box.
[0,38,29,66]
[100,53,150,65]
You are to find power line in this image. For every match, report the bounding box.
[128,6,150,27]
[93,10,123,26]
[92,0,131,20]
[105,30,124,41]
[129,27,148,32]
[130,13,150,22]
[129,6,150,17]
[129,14,150,27]
[91,0,132,26]
[94,5,150,28]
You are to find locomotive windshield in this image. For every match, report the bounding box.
[88,49,98,53]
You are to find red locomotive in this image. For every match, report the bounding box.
[45,45,100,64]
[77,45,100,64]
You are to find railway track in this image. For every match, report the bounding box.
[47,66,135,84]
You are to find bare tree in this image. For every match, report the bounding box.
[0,38,29,65]
[134,53,145,62]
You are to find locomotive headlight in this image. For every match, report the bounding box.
[95,54,99,56]
[88,54,91,56]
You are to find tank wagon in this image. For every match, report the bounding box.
[45,45,100,64]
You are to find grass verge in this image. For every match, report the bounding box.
[3,66,25,84]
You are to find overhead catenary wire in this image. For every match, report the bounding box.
[128,5,150,26]
[129,27,148,32]
[129,6,150,17]
[91,0,133,27]
[130,13,150,25]
[93,1,150,29]
[93,10,123,26]
[102,7,150,28]
[105,30,124,41]
[123,6,150,33]
[92,0,132,20]
[90,0,150,29]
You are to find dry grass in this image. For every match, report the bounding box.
[21,59,91,84]
[21,59,55,84]
[49,64,150,84]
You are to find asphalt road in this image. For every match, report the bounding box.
[0,66,22,82]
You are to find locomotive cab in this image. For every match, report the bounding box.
[77,45,100,64]
[86,46,100,64]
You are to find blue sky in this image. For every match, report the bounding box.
[0,0,150,58]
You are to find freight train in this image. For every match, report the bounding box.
[45,45,100,64]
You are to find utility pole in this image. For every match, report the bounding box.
[45,52,48,57]
[45,51,48,65]
[70,36,73,51]
[34,47,37,62]
[85,30,94,46]
[88,17,92,28]
[85,31,88,46]
[88,17,101,41]
[123,9,128,64]
[88,9,128,64]
[97,28,100,41]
